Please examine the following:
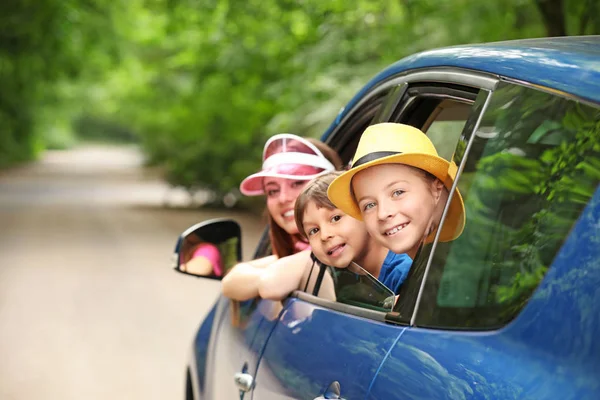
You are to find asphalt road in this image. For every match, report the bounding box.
[0,145,263,400]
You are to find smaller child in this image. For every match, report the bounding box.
[258,171,412,300]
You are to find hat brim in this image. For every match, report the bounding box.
[328,152,465,243]
[240,170,324,196]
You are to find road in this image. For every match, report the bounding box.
[0,145,263,400]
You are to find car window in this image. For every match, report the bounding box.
[299,81,489,320]
[414,82,600,330]
[329,262,395,312]
[423,100,472,161]
[305,82,487,321]
[386,88,490,324]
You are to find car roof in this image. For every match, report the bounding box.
[323,36,600,140]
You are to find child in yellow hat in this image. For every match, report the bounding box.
[328,123,465,260]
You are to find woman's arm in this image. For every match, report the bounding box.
[221,255,277,301]
[258,250,312,300]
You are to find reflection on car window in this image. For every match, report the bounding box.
[328,262,395,312]
[417,83,600,330]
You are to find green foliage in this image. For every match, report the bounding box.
[0,0,125,164]
[72,115,137,143]
[1,0,599,187]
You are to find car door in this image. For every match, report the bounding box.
[369,82,600,398]
[203,232,288,400]
[251,294,405,399]
[250,69,498,399]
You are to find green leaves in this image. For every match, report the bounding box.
[2,0,599,184]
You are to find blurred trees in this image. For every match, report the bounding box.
[0,0,598,195]
[0,0,127,165]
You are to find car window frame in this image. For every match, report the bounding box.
[285,68,501,323]
[291,290,389,322]
[383,88,493,325]
[401,88,494,327]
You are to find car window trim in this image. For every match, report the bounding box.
[291,291,389,323]
[393,85,478,129]
[384,88,492,326]
[500,76,600,108]
[283,71,498,320]
[407,89,494,327]
[325,92,388,159]
[372,82,408,123]
[327,67,499,145]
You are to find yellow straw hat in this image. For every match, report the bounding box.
[327,123,465,243]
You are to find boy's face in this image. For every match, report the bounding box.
[352,163,442,256]
[301,201,371,268]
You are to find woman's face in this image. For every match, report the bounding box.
[352,163,443,258]
[301,201,371,268]
[264,177,310,235]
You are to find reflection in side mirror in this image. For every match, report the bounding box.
[172,218,242,281]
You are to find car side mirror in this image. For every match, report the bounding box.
[172,218,242,280]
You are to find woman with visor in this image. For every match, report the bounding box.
[221,134,342,301]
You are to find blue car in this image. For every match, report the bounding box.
[174,36,600,400]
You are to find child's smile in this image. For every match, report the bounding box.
[383,222,409,236]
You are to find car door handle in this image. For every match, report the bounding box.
[234,372,254,392]
[314,381,345,400]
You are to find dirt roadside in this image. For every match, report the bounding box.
[0,145,264,400]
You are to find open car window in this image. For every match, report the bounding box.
[292,73,497,322]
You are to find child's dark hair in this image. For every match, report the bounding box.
[294,171,344,239]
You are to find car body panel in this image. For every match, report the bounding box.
[252,297,405,399]
[190,301,217,398]
[368,186,600,399]
[200,296,284,400]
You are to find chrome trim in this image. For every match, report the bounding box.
[500,77,600,108]
[328,68,499,144]
[292,291,388,322]
[234,372,255,392]
[409,89,494,327]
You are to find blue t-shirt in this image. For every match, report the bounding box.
[378,251,413,294]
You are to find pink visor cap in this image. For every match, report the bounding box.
[240,134,336,196]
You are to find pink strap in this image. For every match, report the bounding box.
[192,243,223,277]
